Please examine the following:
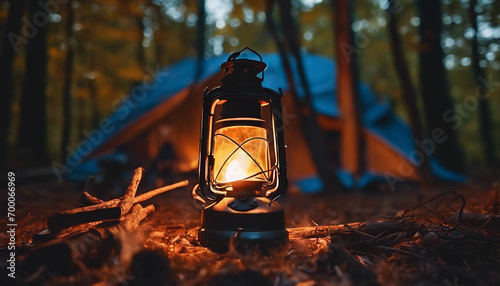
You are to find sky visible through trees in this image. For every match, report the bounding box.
[0,0,499,169]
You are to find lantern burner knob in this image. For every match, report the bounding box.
[228,195,258,211]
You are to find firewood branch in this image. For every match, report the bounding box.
[287,221,417,240]
[46,167,189,235]
[47,207,121,234]
[57,179,189,215]
[119,167,144,214]
[78,191,104,205]
[22,203,155,279]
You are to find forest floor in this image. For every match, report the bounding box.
[1,171,499,286]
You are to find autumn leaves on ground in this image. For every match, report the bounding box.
[1,171,499,285]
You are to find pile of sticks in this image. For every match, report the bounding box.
[20,167,188,280]
[45,168,188,237]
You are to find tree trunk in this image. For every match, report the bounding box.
[0,0,25,167]
[183,0,205,110]
[61,0,75,162]
[18,0,49,166]
[268,0,339,191]
[137,16,145,68]
[76,96,86,142]
[88,52,100,129]
[387,0,429,179]
[88,78,100,129]
[265,1,297,94]
[418,0,464,172]
[194,0,205,83]
[469,0,496,167]
[332,0,363,178]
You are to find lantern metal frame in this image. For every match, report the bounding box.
[195,48,289,253]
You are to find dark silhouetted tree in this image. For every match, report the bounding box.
[387,0,429,178]
[418,0,463,172]
[0,0,25,167]
[137,16,145,68]
[88,52,100,131]
[195,0,206,83]
[469,0,496,167]
[61,0,75,161]
[18,0,49,166]
[266,0,339,191]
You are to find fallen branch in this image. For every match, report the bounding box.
[47,177,188,234]
[77,177,102,206]
[141,221,413,242]
[21,204,155,278]
[119,167,144,214]
[326,237,379,285]
[58,179,189,215]
[450,212,500,233]
[78,191,103,206]
[121,204,155,229]
[134,180,189,202]
[47,207,121,234]
[287,221,415,240]
[54,221,102,239]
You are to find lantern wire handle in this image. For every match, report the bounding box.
[226,47,265,81]
[192,184,206,204]
[193,183,225,209]
[227,47,263,62]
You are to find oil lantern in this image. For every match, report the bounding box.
[195,48,288,253]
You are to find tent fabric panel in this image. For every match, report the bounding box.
[363,129,421,181]
[280,91,318,181]
[154,74,222,172]
[88,57,225,158]
[68,53,465,188]
[94,87,190,156]
[313,115,421,183]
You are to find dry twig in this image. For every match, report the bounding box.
[46,170,188,234]
[22,204,155,279]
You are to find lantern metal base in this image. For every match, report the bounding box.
[198,197,288,254]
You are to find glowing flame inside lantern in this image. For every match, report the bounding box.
[225,153,249,182]
[213,125,270,186]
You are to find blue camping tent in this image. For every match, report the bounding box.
[65,53,465,192]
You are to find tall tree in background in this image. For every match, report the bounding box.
[186,0,205,101]
[418,0,463,172]
[194,0,206,85]
[266,0,339,191]
[61,0,75,161]
[18,0,49,165]
[387,0,429,179]
[88,51,100,131]
[332,0,363,178]
[0,0,25,167]
[137,15,146,68]
[469,0,496,167]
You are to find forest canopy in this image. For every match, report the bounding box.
[0,0,499,170]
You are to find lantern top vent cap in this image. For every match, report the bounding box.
[221,47,267,80]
